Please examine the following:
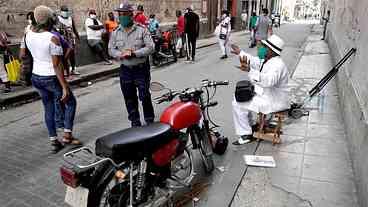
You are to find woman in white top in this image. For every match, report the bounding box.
[27,5,79,153]
[218,10,231,59]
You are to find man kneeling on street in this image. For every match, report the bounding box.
[231,35,289,145]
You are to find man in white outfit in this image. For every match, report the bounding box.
[218,10,231,59]
[231,35,289,145]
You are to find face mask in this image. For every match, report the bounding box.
[61,11,69,18]
[119,16,133,28]
[258,46,268,59]
[28,20,32,25]
[222,14,227,18]
[90,14,97,19]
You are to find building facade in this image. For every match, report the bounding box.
[0,0,211,38]
[324,0,368,207]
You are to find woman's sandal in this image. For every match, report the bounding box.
[62,136,82,145]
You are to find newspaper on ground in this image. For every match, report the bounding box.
[243,155,276,168]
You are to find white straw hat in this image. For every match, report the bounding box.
[261,35,284,55]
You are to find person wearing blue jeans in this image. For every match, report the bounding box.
[32,75,78,140]
[27,6,80,153]
[54,86,77,138]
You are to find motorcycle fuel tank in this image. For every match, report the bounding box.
[160,101,202,130]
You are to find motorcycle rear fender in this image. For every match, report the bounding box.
[85,162,116,190]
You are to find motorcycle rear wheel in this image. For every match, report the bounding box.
[87,164,130,207]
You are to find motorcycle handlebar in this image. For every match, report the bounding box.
[202,80,229,87]
[212,80,229,86]
[154,80,228,104]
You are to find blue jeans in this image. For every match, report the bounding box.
[31,74,77,138]
[119,62,154,127]
[55,93,77,131]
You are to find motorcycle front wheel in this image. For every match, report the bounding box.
[197,128,215,173]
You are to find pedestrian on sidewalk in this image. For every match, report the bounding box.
[249,12,258,48]
[134,5,148,27]
[230,35,289,145]
[255,9,272,47]
[85,9,113,65]
[0,31,11,93]
[175,10,185,57]
[109,3,155,127]
[217,10,231,59]
[104,12,118,42]
[148,14,160,35]
[241,12,248,30]
[321,10,330,40]
[184,7,200,62]
[57,5,80,76]
[26,5,80,153]
[19,12,37,86]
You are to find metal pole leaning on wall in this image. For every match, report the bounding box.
[309,48,357,98]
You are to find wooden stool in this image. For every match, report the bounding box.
[253,111,286,145]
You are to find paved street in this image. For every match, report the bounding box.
[0,22,353,207]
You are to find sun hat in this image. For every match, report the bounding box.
[261,35,284,55]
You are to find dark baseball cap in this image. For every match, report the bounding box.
[115,3,134,12]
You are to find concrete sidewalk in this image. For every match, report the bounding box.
[231,25,359,207]
[0,31,246,108]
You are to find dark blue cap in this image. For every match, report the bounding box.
[115,3,134,12]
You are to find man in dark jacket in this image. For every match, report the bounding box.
[184,7,199,62]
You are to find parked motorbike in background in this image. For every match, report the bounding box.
[60,79,228,207]
[151,28,177,67]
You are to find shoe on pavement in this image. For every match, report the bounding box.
[71,70,81,75]
[232,135,255,145]
[220,55,228,59]
[104,60,113,65]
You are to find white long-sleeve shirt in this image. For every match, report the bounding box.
[237,51,289,114]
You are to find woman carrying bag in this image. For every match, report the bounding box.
[218,10,231,59]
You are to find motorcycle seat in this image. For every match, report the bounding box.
[95,122,173,162]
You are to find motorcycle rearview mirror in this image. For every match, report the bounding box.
[150,82,166,92]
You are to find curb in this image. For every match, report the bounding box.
[0,65,120,107]
[0,41,218,108]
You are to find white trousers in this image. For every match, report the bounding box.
[232,100,256,136]
[219,38,229,55]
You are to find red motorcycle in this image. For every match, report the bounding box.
[60,80,228,207]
